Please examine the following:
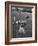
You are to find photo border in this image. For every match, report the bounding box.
[5,1,37,45]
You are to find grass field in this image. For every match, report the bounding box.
[11,8,32,38]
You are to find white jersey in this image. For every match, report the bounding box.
[18,26,25,33]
